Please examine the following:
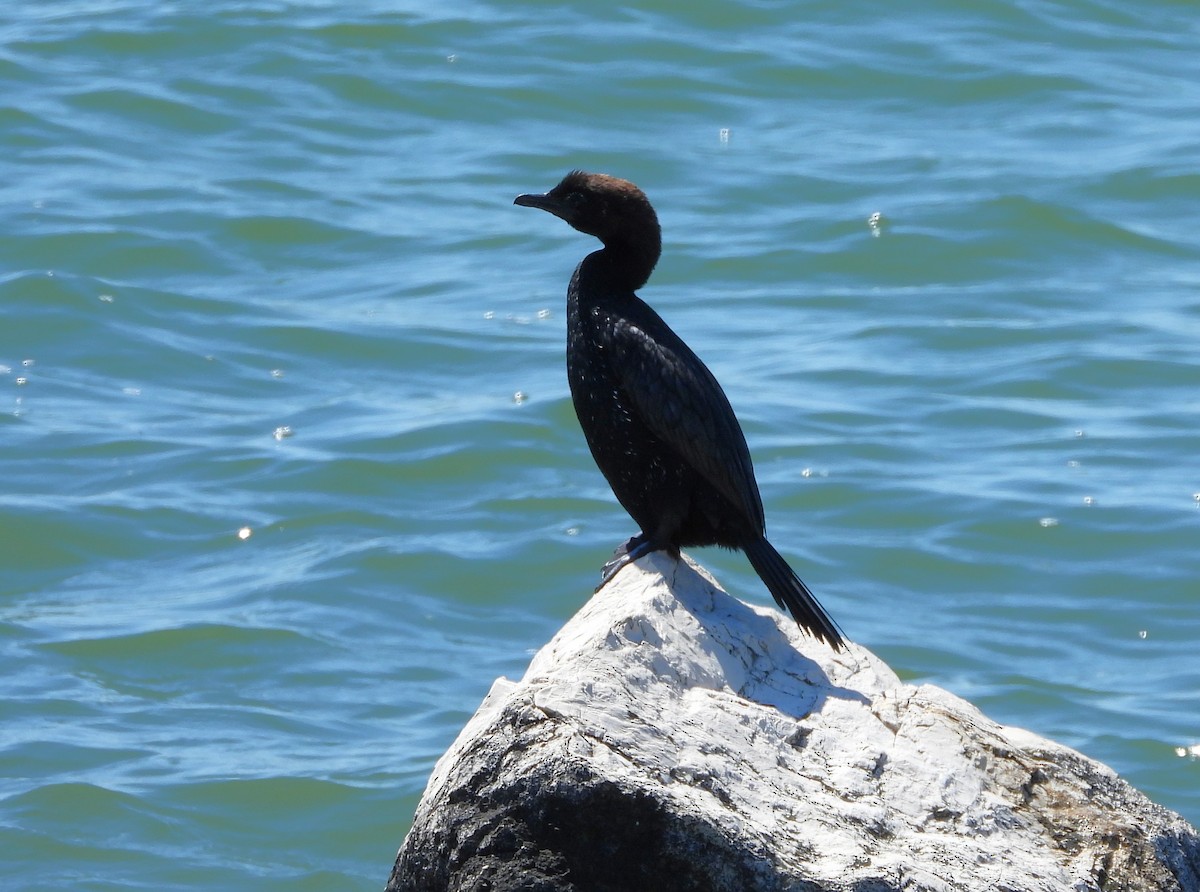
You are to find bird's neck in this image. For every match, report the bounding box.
[585,233,660,293]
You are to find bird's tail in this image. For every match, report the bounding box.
[743,537,845,651]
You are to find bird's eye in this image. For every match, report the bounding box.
[565,192,585,208]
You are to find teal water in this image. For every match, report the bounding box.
[3,1,1198,888]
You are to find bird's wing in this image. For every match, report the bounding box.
[608,314,766,530]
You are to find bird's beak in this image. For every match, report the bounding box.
[514,191,570,220]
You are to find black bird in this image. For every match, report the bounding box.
[515,171,844,650]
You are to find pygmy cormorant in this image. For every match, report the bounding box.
[515,170,844,651]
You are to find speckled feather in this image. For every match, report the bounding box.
[606,303,765,534]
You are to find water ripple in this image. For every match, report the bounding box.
[3,1,1198,887]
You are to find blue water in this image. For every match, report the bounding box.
[2,1,1198,888]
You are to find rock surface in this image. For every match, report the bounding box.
[386,553,1200,892]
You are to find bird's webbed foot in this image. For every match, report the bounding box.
[595,533,658,592]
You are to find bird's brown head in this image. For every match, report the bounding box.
[515,170,662,288]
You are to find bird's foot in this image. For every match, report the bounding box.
[595,534,657,592]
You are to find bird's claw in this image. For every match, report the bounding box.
[595,534,657,592]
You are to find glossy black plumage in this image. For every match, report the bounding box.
[515,171,844,650]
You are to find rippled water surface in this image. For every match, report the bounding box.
[3,1,1199,888]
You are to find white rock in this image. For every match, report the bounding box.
[387,553,1200,892]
